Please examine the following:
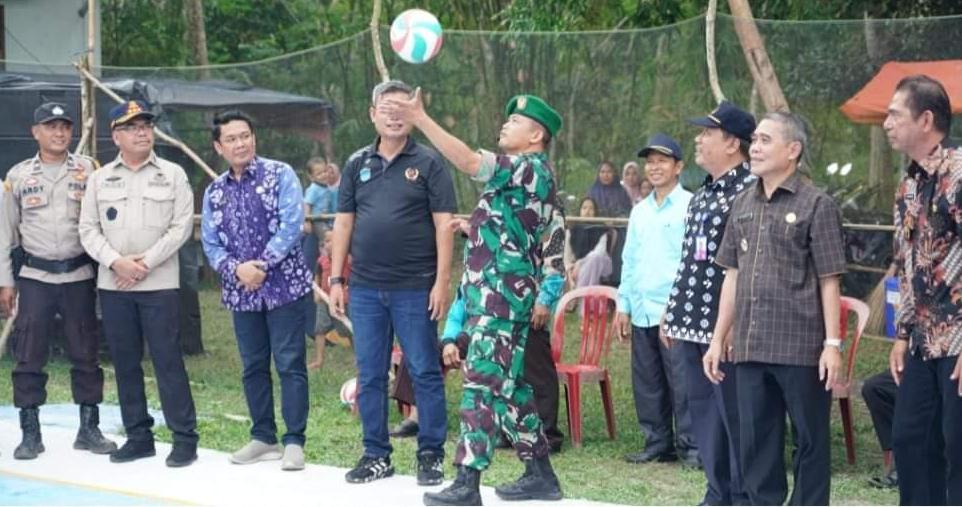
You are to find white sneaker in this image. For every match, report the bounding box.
[281,444,305,471]
[229,440,283,464]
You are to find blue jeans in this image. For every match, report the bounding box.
[350,286,446,458]
[232,296,309,446]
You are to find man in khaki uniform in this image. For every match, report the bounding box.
[0,103,117,460]
[79,100,198,468]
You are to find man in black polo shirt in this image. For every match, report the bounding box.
[705,112,846,505]
[329,80,456,487]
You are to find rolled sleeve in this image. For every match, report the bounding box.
[472,149,499,183]
[261,164,305,267]
[809,196,847,277]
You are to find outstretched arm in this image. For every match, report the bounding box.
[379,88,482,177]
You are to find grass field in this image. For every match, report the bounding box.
[0,288,900,505]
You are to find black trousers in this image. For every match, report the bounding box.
[736,362,830,506]
[11,278,103,408]
[861,370,897,452]
[680,341,746,505]
[630,325,694,453]
[100,289,198,445]
[893,351,962,505]
[523,327,563,449]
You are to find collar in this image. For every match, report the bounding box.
[114,151,159,172]
[227,156,263,184]
[369,136,418,160]
[907,137,956,180]
[647,181,685,207]
[703,161,749,190]
[28,151,80,173]
[754,169,802,200]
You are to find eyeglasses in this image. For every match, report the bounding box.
[220,132,253,146]
[115,123,154,134]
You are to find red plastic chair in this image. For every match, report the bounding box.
[833,296,871,465]
[550,285,619,448]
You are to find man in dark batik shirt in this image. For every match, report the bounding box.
[705,112,846,506]
[886,74,962,506]
[663,101,756,505]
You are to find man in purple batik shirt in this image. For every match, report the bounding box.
[201,110,313,471]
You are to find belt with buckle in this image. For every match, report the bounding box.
[23,251,94,274]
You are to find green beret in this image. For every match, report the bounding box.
[504,94,562,137]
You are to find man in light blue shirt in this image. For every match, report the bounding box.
[617,133,698,466]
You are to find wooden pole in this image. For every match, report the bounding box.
[370,0,390,82]
[727,0,790,112]
[706,0,726,104]
[74,63,219,180]
[79,0,98,158]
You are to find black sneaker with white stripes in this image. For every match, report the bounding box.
[416,450,444,486]
[345,455,394,483]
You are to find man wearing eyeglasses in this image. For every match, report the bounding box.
[79,100,198,467]
[201,110,314,471]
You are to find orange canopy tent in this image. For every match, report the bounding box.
[839,60,962,124]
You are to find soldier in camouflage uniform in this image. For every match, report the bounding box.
[380,90,565,506]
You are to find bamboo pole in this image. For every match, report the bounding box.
[74,63,219,180]
[727,0,790,112]
[705,0,726,103]
[370,0,390,82]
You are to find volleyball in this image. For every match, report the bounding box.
[339,377,358,408]
[390,9,443,64]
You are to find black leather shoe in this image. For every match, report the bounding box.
[679,450,703,469]
[166,443,198,467]
[624,447,677,464]
[110,439,156,463]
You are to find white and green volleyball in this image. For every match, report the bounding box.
[390,9,443,64]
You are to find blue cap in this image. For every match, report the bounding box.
[109,100,155,129]
[687,101,756,142]
[638,133,683,160]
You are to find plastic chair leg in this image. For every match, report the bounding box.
[568,375,583,448]
[600,377,616,440]
[839,397,856,464]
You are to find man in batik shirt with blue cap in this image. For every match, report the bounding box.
[381,91,565,506]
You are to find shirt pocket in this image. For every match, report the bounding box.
[142,185,175,230]
[773,221,810,287]
[97,189,127,230]
[20,190,50,217]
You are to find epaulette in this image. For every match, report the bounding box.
[76,154,102,171]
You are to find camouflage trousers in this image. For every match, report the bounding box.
[454,315,550,471]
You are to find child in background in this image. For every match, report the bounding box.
[310,229,353,369]
[303,157,337,237]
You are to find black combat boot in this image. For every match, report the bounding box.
[494,455,563,501]
[423,466,482,506]
[14,407,44,460]
[74,404,118,454]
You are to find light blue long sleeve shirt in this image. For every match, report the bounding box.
[617,183,692,327]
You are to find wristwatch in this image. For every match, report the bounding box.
[823,338,842,349]
[328,276,346,286]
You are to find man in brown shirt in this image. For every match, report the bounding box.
[704,112,846,505]
[886,74,962,505]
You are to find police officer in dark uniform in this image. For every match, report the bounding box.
[0,102,117,460]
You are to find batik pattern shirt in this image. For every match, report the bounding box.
[201,156,312,312]
[462,150,558,323]
[894,143,962,359]
[664,163,755,343]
